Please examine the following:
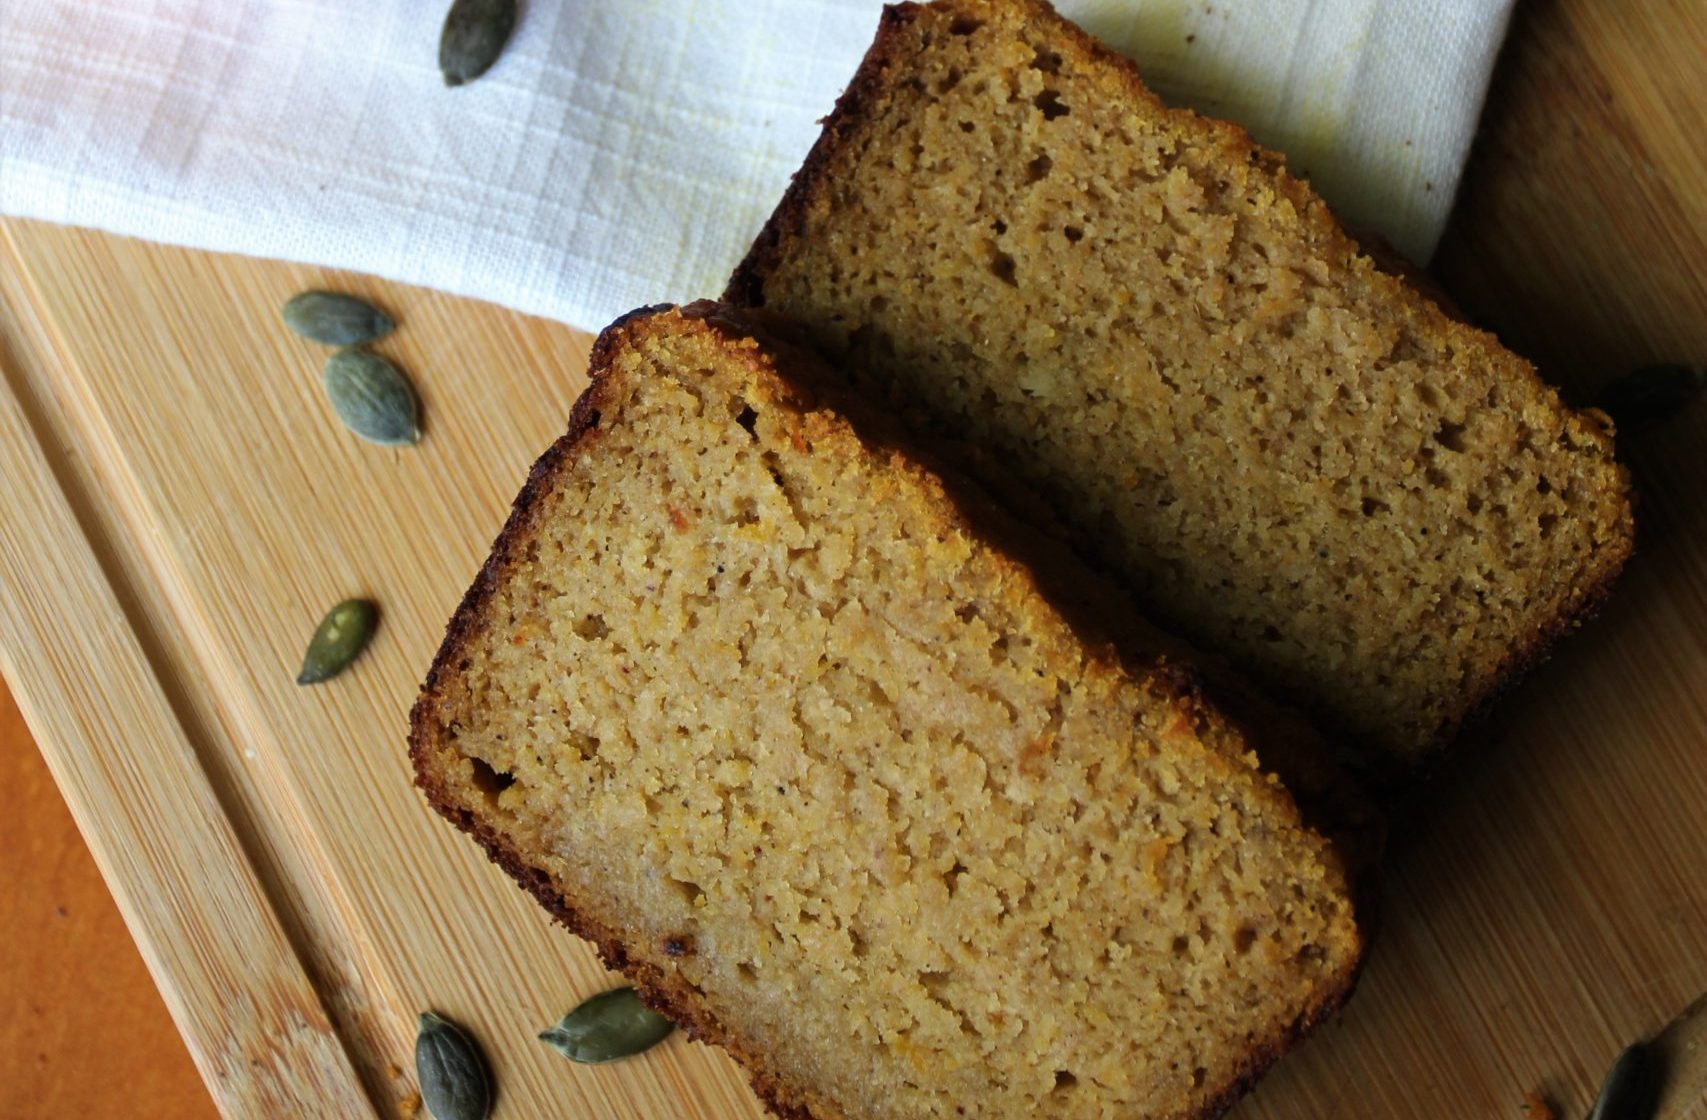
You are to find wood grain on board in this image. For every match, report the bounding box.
[1,0,1703,1116]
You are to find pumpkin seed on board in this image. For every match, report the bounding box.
[415,1011,493,1120]
[296,599,377,684]
[439,0,518,87]
[281,290,395,346]
[538,986,675,1064]
[323,347,421,446]
[1585,1043,1659,1120]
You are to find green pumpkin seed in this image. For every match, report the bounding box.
[324,347,420,446]
[281,291,395,346]
[415,1011,492,1120]
[538,986,675,1064]
[296,599,377,684]
[439,0,518,87]
[1585,1042,1658,1120]
[1597,363,1705,432]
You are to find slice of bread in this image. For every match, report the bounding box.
[410,303,1366,1120]
[727,0,1635,772]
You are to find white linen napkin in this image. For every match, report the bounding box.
[0,0,1513,334]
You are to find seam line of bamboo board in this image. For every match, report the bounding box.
[0,268,379,1115]
[0,370,378,1117]
[0,221,421,1108]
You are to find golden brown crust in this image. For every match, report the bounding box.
[410,302,1372,1120]
[726,0,1635,775]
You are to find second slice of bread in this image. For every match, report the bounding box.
[410,303,1366,1120]
[728,0,1635,773]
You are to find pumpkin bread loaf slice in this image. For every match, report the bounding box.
[410,303,1365,1120]
[727,0,1635,773]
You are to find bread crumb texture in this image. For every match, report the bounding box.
[730,0,1634,766]
[413,307,1361,1120]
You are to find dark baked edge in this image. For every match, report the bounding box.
[725,2,920,307]
[723,0,1637,780]
[408,302,1371,1120]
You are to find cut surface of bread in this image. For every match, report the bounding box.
[410,304,1364,1120]
[727,0,1635,770]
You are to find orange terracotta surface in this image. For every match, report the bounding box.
[0,676,218,1120]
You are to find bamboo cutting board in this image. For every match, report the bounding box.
[2,0,1705,1116]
